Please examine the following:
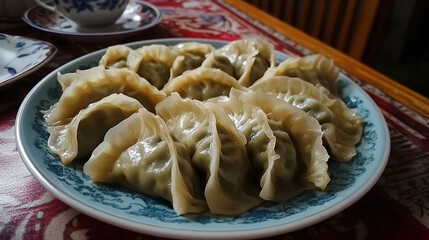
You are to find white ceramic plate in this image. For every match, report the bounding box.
[15,38,390,239]
[22,1,162,39]
[0,33,56,88]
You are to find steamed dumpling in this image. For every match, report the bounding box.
[127,44,179,89]
[216,38,276,86]
[251,76,363,162]
[83,107,208,215]
[47,93,143,164]
[162,67,247,101]
[99,44,132,69]
[57,66,110,91]
[230,89,330,190]
[170,42,215,78]
[201,51,235,77]
[259,54,339,96]
[156,93,263,216]
[57,71,78,91]
[286,94,363,162]
[208,95,302,202]
[44,66,166,126]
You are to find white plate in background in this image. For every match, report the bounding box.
[0,33,56,88]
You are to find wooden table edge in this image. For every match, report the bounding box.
[225,0,429,119]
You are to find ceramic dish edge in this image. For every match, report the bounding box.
[0,34,57,88]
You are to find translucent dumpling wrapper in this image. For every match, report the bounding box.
[170,42,215,78]
[207,96,303,202]
[127,44,179,89]
[44,66,166,126]
[216,38,277,87]
[201,51,235,77]
[259,54,339,97]
[162,67,248,101]
[57,72,77,92]
[57,66,110,91]
[156,93,263,216]
[47,93,143,165]
[201,50,257,87]
[99,44,133,69]
[83,107,208,215]
[230,89,330,190]
[175,42,215,55]
[286,94,363,162]
[251,76,364,162]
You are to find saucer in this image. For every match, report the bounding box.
[0,33,56,88]
[22,1,162,39]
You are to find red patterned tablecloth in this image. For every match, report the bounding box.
[1,0,429,239]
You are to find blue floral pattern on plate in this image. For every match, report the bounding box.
[15,39,390,239]
[0,34,56,88]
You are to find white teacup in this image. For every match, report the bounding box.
[34,0,129,29]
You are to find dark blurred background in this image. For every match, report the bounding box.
[246,0,429,98]
[368,0,428,98]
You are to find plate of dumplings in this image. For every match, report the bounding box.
[16,38,390,239]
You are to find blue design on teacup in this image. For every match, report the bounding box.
[98,0,128,11]
[55,0,128,13]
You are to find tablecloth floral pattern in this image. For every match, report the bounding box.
[1,0,428,239]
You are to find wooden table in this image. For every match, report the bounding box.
[1,0,428,239]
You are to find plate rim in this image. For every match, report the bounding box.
[15,37,391,239]
[22,0,163,38]
[0,33,57,88]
